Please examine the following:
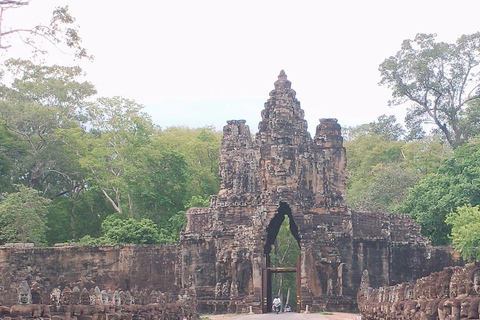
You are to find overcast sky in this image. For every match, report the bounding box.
[5,0,480,133]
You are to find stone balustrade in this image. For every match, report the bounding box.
[358,264,480,320]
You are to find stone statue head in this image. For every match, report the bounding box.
[80,288,90,305]
[473,269,480,295]
[18,280,32,304]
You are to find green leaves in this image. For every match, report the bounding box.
[0,185,50,246]
[78,214,173,245]
[399,137,480,245]
[446,206,480,262]
[345,114,451,213]
[0,59,221,245]
[379,32,480,148]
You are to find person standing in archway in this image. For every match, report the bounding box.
[273,295,281,314]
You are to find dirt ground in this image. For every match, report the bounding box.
[204,312,360,320]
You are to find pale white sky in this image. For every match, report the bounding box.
[4,0,480,133]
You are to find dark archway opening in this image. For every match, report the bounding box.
[262,202,301,313]
[264,202,300,260]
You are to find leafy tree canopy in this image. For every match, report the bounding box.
[344,114,405,142]
[78,214,173,245]
[155,126,222,197]
[345,114,451,212]
[380,32,480,148]
[399,136,480,245]
[0,184,50,245]
[446,205,480,262]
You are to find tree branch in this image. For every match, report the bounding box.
[0,1,29,8]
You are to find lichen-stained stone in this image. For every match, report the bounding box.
[181,71,461,314]
[0,245,181,307]
[358,264,480,320]
[0,71,462,318]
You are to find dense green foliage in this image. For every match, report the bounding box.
[0,59,221,246]
[344,115,451,213]
[399,137,480,245]
[446,205,480,261]
[78,214,173,245]
[0,185,50,245]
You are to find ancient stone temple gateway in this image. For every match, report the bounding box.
[0,71,459,318]
[180,70,458,313]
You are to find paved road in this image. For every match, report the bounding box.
[206,312,359,320]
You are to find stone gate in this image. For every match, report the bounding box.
[0,71,461,317]
[180,71,459,314]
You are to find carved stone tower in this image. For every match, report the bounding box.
[181,71,456,314]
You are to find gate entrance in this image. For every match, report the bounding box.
[262,257,301,313]
[262,202,301,313]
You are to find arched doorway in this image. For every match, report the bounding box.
[262,202,301,313]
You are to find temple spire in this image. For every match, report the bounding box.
[274,70,292,91]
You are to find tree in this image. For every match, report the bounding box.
[399,136,480,245]
[0,59,96,192]
[155,127,221,197]
[59,97,191,228]
[446,205,480,262]
[78,214,173,245]
[132,149,189,225]
[70,96,155,216]
[0,184,50,245]
[344,115,451,212]
[345,131,406,211]
[0,1,91,60]
[344,115,405,142]
[0,124,16,193]
[351,163,419,212]
[379,32,480,148]
[0,59,96,242]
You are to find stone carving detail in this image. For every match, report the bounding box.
[1,282,196,320]
[181,71,460,314]
[0,72,462,316]
[358,264,480,320]
[18,281,31,305]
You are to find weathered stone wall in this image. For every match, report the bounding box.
[180,71,461,314]
[0,71,463,316]
[0,243,191,319]
[358,263,479,320]
[0,282,195,320]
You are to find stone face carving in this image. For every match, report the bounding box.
[181,71,460,314]
[0,72,462,316]
[358,264,480,320]
[473,269,480,295]
[1,284,196,320]
[17,281,31,305]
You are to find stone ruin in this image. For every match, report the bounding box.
[0,244,196,320]
[0,71,462,317]
[0,281,195,320]
[180,70,460,313]
[358,264,480,319]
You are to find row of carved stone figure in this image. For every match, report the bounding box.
[7,281,197,320]
[0,301,196,320]
[359,296,480,320]
[357,265,480,320]
[17,280,177,306]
